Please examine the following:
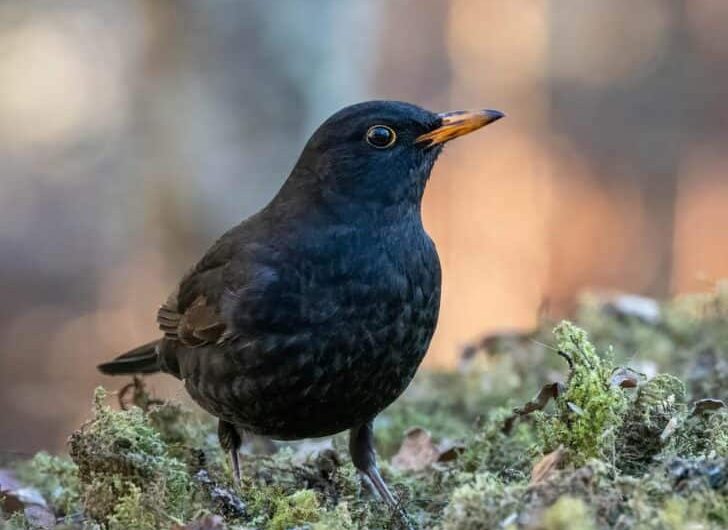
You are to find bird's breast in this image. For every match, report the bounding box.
[217,225,442,437]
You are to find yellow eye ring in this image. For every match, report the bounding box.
[365,125,397,149]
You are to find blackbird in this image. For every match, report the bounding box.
[99,100,503,510]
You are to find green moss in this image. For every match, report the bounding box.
[617,456,728,530]
[616,375,687,474]
[312,501,360,530]
[665,410,728,458]
[267,489,320,530]
[439,472,524,530]
[658,497,702,530]
[576,294,681,370]
[540,496,596,530]
[244,486,323,530]
[537,322,629,464]
[576,282,728,388]
[633,489,728,530]
[107,483,159,530]
[146,401,214,451]
[458,407,536,479]
[15,452,81,516]
[0,511,32,530]
[68,387,195,526]
[687,346,728,403]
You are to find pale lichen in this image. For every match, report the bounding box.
[615,374,687,474]
[665,409,728,459]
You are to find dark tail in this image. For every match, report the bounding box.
[98,340,161,375]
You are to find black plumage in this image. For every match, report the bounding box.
[99,100,503,512]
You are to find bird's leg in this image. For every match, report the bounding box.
[350,421,412,528]
[218,420,242,484]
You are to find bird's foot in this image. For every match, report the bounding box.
[360,466,416,530]
[218,420,243,484]
[230,449,241,484]
[350,420,416,529]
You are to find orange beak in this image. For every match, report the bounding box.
[416,109,504,146]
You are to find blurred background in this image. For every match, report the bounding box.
[1,0,727,453]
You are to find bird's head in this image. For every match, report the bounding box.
[280,100,504,216]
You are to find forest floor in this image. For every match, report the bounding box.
[1,284,727,529]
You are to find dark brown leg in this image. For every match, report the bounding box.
[350,420,413,528]
[218,420,242,483]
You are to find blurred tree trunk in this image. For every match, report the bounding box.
[550,0,692,298]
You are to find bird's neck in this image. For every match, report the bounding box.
[268,168,427,231]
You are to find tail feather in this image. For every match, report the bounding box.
[98,340,161,375]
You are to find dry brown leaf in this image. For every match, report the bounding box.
[529,446,565,485]
[0,468,55,529]
[610,367,643,388]
[391,427,441,471]
[690,398,726,417]
[437,440,466,463]
[503,382,564,433]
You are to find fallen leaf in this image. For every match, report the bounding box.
[610,367,643,388]
[503,382,564,433]
[391,427,441,471]
[0,468,55,529]
[0,469,23,509]
[530,446,565,485]
[690,398,726,417]
[436,440,466,463]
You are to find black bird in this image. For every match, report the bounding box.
[99,100,503,509]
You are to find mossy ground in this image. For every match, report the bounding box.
[2,283,727,529]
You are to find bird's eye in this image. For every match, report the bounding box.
[365,125,396,149]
